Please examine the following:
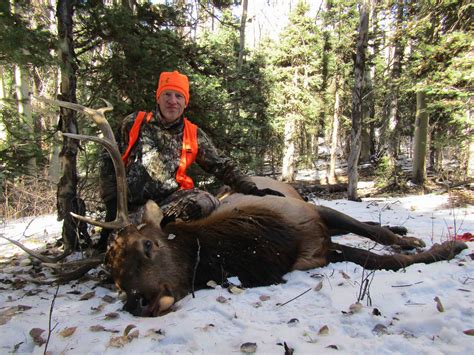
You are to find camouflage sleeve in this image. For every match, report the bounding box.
[194,127,246,188]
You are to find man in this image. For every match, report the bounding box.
[98,70,282,249]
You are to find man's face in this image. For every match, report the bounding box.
[157,90,186,124]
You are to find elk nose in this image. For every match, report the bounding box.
[143,239,153,258]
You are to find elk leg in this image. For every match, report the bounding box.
[327,241,468,270]
[316,206,425,249]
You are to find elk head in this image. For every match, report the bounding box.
[105,201,191,316]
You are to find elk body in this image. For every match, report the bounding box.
[19,99,467,317]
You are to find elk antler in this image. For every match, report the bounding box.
[37,97,130,230]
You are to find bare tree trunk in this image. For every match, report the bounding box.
[383,0,404,157]
[466,109,474,180]
[281,116,296,182]
[412,91,429,184]
[0,65,6,142]
[328,77,341,184]
[468,142,474,180]
[347,0,369,201]
[14,65,37,174]
[0,66,5,106]
[310,129,318,178]
[237,0,248,70]
[56,0,90,250]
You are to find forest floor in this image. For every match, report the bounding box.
[0,168,473,354]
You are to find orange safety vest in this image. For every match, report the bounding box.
[121,111,198,190]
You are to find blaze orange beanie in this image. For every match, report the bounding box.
[156,71,190,105]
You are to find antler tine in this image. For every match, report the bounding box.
[38,97,130,230]
[63,132,130,229]
[0,235,70,263]
[37,97,115,142]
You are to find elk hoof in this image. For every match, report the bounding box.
[396,236,426,250]
[431,240,468,257]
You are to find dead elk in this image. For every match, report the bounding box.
[106,195,467,317]
[8,99,468,315]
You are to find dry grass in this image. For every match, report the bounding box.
[1,177,57,220]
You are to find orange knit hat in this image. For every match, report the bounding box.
[156,71,190,105]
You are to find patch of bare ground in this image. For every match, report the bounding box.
[442,189,474,208]
[291,169,473,202]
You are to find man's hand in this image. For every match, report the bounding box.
[235,177,285,197]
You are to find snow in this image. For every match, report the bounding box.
[0,193,473,354]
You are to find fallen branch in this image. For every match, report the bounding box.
[44,284,60,355]
[391,281,424,288]
[278,288,312,307]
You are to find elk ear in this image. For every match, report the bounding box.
[142,200,163,228]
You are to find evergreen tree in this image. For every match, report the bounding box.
[265,0,323,181]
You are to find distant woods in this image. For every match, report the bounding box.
[1,0,472,219]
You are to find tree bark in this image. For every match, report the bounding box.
[237,0,248,70]
[14,64,37,174]
[56,0,89,250]
[383,0,404,159]
[281,116,296,182]
[0,66,6,141]
[412,91,429,184]
[347,0,369,201]
[328,77,341,184]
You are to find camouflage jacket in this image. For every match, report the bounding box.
[99,111,246,207]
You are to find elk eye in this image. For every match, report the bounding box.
[143,240,153,258]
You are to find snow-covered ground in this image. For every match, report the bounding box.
[0,193,473,354]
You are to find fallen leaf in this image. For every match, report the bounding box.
[240,342,257,353]
[463,329,474,336]
[340,271,351,280]
[60,327,77,337]
[287,318,299,326]
[327,344,339,350]
[318,325,329,335]
[90,303,105,314]
[89,324,119,333]
[145,328,166,340]
[123,324,137,336]
[229,285,244,295]
[90,325,106,332]
[13,341,23,352]
[109,327,139,348]
[207,280,218,288]
[102,295,116,303]
[128,329,139,339]
[216,295,227,303]
[29,328,46,346]
[434,296,444,312]
[20,258,32,267]
[0,305,32,325]
[109,335,130,348]
[314,280,323,292]
[372,308,382,316]
[349,302,363,313]
[259,295,270,301]
[199,324,215,332]
[80,291,95,301]
[25,289,42,297]
[372,324,388,335]
[105,312,119,320]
